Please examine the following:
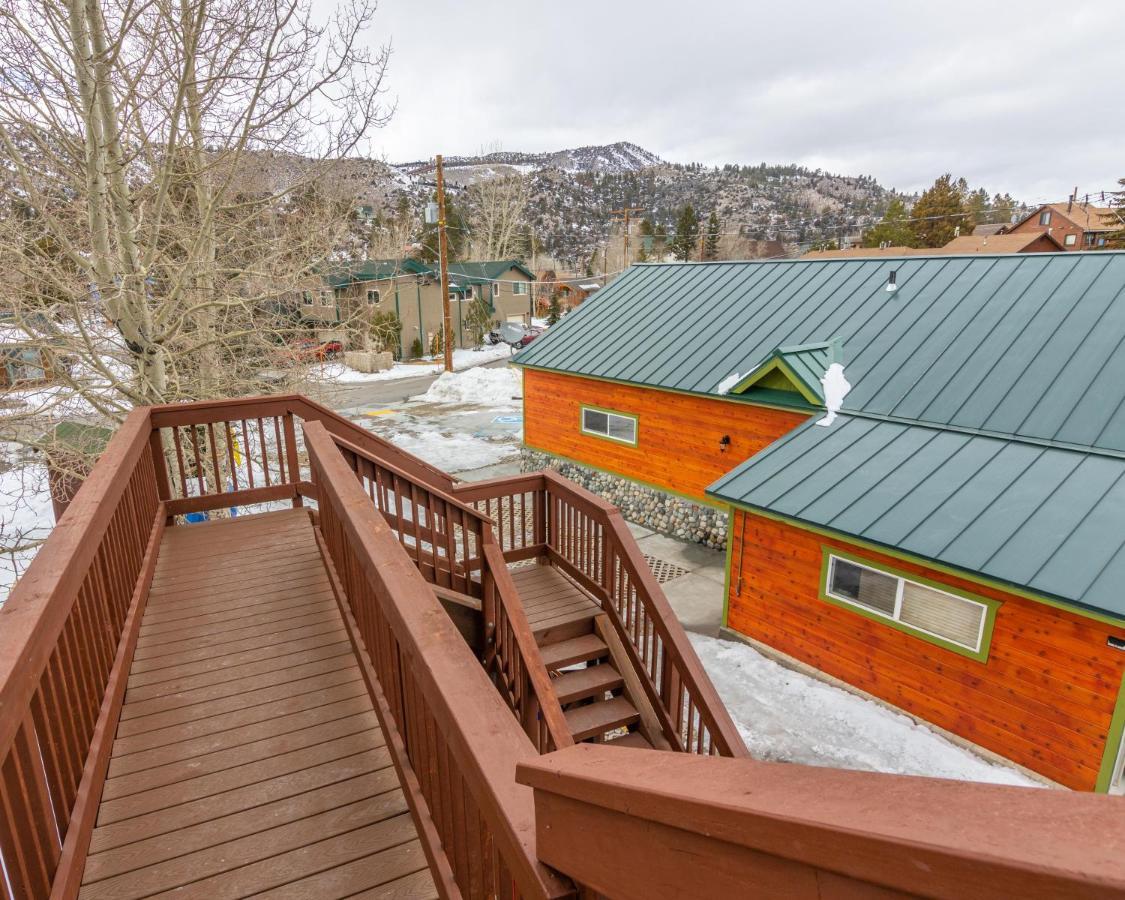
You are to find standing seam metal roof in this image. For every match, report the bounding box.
[514,253,1125,454]
[707,416,1125,619]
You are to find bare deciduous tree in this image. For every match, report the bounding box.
[0,0,391,585]
[0,0,390,415]
[465,174,531,260]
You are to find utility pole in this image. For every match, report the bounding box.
[699,222,707,261]
[435,155,453,373]
[610,206,643,270]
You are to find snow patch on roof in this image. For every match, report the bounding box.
[716,371,743,395]
[815,363,851,427]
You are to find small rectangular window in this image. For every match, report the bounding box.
[491,283,500,299]
[1065,234,1077,246]
[1039,210,1051,225]
[581,406,637,445]
[513,281,528,295]
[301,291,313,306]
[367,289,380,304]
[825,554,988,654]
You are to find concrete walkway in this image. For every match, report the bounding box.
[625,522,726,637]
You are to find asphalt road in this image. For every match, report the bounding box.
[306,356,513,411]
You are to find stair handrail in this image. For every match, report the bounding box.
[541,471,748,758]
[323,430,572,754]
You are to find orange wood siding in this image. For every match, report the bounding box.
[727,510,1125,790]
[522,369,809,500]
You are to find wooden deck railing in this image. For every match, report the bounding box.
[148,394,454,518]
[305,421,574,900]
[0,408,163,900]
[325,431,571,755]
[518,745,1125,899]
[454,470,747,758]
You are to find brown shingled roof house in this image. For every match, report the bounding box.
[1008,201,1124,250]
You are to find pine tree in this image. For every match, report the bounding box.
[671,205,700,260]
[464,297,494,348]
[992,193,1018,227]
[547,293,562,325]
[911,174,969,247]
[862,199,916,248]
[704,211,721,260]
[965,188,991,231]
[416,188,466,263]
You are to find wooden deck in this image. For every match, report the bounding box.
[511,565,601,644]
[78,510,436,900]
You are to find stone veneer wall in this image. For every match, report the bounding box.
[520,448,728,550]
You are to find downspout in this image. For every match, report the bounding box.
[416,281,423,356]
[394,282,402,358]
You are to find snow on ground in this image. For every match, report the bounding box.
[690,632,1041,787]
[419,366,521,406]
[377,428,515,473]
[0,448,56,602]
[307,345,512,384]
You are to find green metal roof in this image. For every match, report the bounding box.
[514,253,1125,454]
[323,259,428,289]
[707,416,1125,620]
[447,260,534,281]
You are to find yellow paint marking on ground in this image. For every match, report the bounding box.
[361,409,396,417]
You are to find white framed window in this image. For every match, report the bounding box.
[319,290,333,305]
[580,406,637,445]
[513,281,528,295]
[1039,210,1052,225]
[367,289,381,304]
[1065,234,1077,246]
[491,283,500,299]
[301,291,313,306]
[824,554,989,654]
[448,293,459,304]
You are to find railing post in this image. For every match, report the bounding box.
[282,411,303,507]
[147,427,171,504]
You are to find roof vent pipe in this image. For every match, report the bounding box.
[885,270,898,293]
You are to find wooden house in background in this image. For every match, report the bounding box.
[1008,201,1123,250]
[514,251,1125,791]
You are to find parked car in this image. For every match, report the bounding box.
[273,338,342,364]
[494,322,542,349]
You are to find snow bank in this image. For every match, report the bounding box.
[815,362,851,427]
[307,345,512,385]
[380,429,514,473]
[420,366,521,406]
[690,633,1040,787]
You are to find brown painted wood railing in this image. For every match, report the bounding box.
[325,432,571,755]
[455,470,747,758]
[304,421,574,900]
[518,744,1125,899]
[147,394,455,517]
[0,408,163,900]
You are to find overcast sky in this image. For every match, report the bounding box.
[351,1,1123,202]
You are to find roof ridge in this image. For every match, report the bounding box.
[835,409,1125,460]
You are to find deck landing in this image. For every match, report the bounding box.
[79,509,436,900]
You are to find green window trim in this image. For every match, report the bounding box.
[817,547,999,663]
[579,404,638,447]
[1096,676,1125,793]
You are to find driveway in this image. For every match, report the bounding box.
[306,356,513,409]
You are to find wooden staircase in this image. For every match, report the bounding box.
[515,567,656,750]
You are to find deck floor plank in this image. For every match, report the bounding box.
[512,566,601,631]
[81,509,435,900]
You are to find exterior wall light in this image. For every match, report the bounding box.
[719,435,731,452]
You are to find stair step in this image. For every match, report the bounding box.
[565,696,640,742]
[605,731,654,750]
[532,607,602,645]
[552,664,623,705]
[539,634,609,670]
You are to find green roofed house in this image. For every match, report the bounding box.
[513,250,1125,792]
[303,259,535,357]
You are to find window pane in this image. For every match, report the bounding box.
[830,559,897,615]
[583,409,608,434]
[899,582,984,650]
[607,414,636,442]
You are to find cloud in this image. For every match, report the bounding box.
[341,0,1124,199]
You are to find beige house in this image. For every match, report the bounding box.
[311,259,536,358]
